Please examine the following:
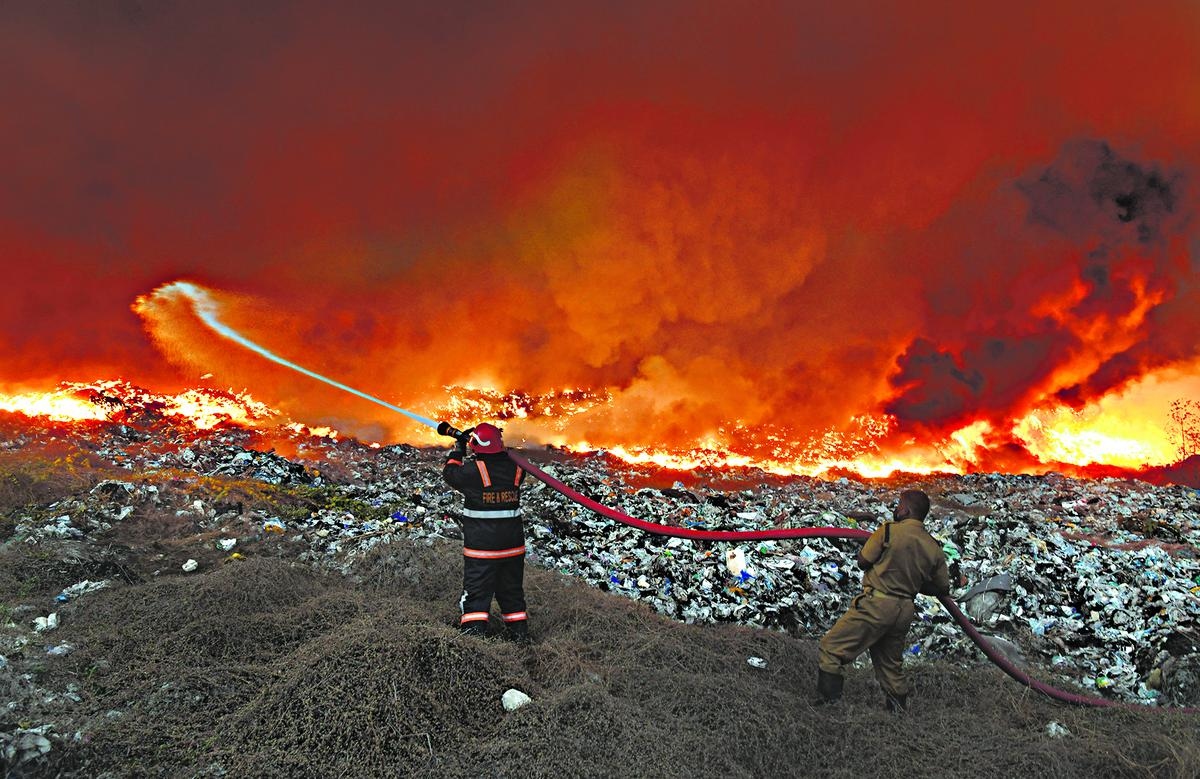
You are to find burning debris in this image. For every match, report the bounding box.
[428,385,611,429]
[0,380,279,431]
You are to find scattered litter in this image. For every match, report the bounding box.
[501,688,532,712]
[514,465,1200,705]
[56,579,111,602]
[725,548,748,577]
[217,538,237,551]
[34,613,59,633]
[747,656,768,669]
[1,726,52,767]
[46,643,74,657]
[181,559,199,573]
[981,634,1027,669]
[263,519,286,534]
[1045,722,1071,738]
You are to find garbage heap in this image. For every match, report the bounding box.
[6,423,1200,707]
[392,451,1200,707]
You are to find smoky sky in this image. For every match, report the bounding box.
[887,140,1196,436]
[3,1,1199,447]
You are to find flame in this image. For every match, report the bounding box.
[15,268,1200,482]
[286,422,340,439]
[164,388,277,430]
[556,366,1196,478]
[122,139,1199,480]
[411,352,1193,479]
[0,371,1195,483]
[0,380,281,432]
[556,414,963,479]
[1012,371,1190,468]
[0,389,111,423]
[427,385,610,429]
[586,442,960,479]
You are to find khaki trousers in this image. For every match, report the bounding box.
[818,590,915,696]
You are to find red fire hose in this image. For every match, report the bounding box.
[507,450,1197,713]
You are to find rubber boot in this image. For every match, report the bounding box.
[504,621,531,644]
[885,692,907,713]
[459,621,488,638]
[814,670,844,704]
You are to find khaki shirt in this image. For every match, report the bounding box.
[860,518,950,599]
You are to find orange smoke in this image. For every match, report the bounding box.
[4,2,1200,478]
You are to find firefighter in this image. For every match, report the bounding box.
[815,489,951,711]
[442,422,530,641]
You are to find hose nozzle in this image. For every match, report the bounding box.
[437,421,468,441]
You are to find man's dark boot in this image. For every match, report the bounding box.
[459,621,487,638]
[885,693,907,713]
[504,621,531,644]
[814,670,844,704]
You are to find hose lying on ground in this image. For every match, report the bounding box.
[507,450,1198,713]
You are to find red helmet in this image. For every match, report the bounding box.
[469,423,504,454]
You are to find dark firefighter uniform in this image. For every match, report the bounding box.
[442,435,529,638]
[817,494,950,708]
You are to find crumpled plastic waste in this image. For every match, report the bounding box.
[1045,722,1071,738]
[501,688,532,711]
[55,579,111,603]
[1,726,53,767]
[960,573,1013,622]
[959,573,1013,601]
[725,548,748,577]
[33,613,59,633]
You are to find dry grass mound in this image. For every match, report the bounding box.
[19,545,1200,779]
[216,619,528,777]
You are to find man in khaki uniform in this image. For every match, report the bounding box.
[816,489,950,711]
